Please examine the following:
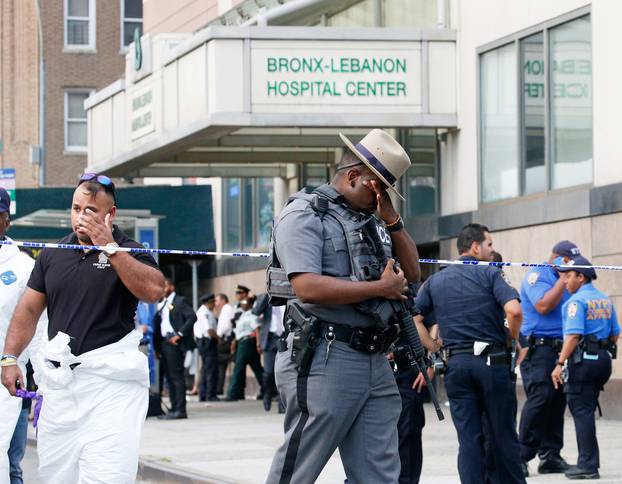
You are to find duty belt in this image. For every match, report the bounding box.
[320,322,398,354]
[445,345,509,365]
[528,335,564,352]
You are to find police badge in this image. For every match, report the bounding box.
[568,302,578,319]
[528,272,539,286]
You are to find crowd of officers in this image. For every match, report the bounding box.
[151,281,286,419]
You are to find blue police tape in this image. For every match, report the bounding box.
[2,239,622,271]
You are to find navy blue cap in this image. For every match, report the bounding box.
[552,240,580,257]
[200,292,215,302]
[0,187,10,213]
[557,255,597,280]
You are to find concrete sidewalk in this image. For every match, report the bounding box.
[139,396,622,483]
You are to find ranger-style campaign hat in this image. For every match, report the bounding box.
[339,129,411,201]
[552,240,581,257]
[0,187,10,213]
[557,255,597,280]
[235,285,250,294]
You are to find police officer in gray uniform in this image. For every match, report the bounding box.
[266,129,421,484]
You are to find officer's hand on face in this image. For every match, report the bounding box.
[363,180,398,224]
[551,365,564,390]
[77,209,115,246]
[412,367,435,392]
[1,365,24,397]
[379,259,408,300]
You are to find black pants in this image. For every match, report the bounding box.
[197,338,219,400]
[263,333,284,406]
[227,337,263,400]
[518,345,566,462]
[445,354,525,484]
[217,338,232,395]
[395,368,426,484]
[162,341,186,414]
[565,350,612,471]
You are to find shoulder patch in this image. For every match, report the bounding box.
[0,270,17,285]
[567,302,578,319]
[528,272,539,286]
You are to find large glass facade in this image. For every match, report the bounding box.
[521,32,546,194]
[550,16,592,189]
[224,177,274,251]
[480,44,519,203]
[480,13,592,203]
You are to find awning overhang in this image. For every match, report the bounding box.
[86,26,457,177]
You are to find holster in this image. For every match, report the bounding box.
[286,302,322,373]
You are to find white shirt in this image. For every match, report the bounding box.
[0,237,48,367]
[270,305,285,336]
[157,292,176,337]
[217,303,235,338]
[194,305,217,339]
[235,310,260,340]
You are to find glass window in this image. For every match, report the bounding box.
[521,32,546,194]
[224,178,241,251]
[303,163,330,189]
[65,0,94,49]
[122,0,143,48]
[327,0,375,27]
[256,178,274,248]
[480,43,519,203]
[383,0,438,28]
[242,178,254,250]
[65,90,91,150]
[405,129,437,216]
[550,16,592,189]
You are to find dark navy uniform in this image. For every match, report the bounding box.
[518,264,569,468]
[561,282,619,473]
[393,308,436,484]
[416,256,525,484]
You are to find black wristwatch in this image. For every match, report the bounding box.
[386,216,404,233]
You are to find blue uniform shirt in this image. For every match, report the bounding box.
[415,256,520,348]
[562,283,621,339]
[520,265,569,338]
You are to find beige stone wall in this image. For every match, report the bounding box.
[440,214,622,379]
[204,268,266,302]
[0,0,40,188]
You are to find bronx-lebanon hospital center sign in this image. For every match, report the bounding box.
[251,41,422,113]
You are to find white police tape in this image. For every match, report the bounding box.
[2,238,621,271]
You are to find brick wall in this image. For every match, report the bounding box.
[41,0,126,186]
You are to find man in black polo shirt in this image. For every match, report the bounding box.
[1,174,164,484]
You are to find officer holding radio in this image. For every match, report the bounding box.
[265,129,421,484]
[552,256,619,480]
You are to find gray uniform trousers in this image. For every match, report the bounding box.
[266,333,402,484]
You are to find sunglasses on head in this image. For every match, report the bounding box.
[79,173,114,187]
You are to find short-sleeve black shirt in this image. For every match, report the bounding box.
[415,256,519,348]
[27,227,160,355]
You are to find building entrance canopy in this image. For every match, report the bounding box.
[86,26,456,177]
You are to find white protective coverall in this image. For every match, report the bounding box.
[0,238,47,484]
[35,329,149,484]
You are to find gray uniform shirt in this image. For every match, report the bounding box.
[274,192,389,328]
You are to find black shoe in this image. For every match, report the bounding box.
[263,395,272,412]
[224,397,239,402]
[278,404,286,414]
[158,411,188,420]
[538,453,570,474]
[521,461,529,478]
[565,466,599,479]
[207,396,221,402]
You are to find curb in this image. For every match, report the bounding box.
[27,437,235,484]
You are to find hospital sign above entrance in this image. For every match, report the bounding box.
[85,27,456,176]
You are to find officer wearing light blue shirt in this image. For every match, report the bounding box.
[552,256,620,480]
[518,240,579,476]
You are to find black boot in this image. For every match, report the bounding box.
[564,465,599,479]
[538,451,569,474]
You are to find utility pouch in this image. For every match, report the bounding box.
[585,335,600,355]
[287,303,322,372]
[609,343,617,359]
[572,346,583,364]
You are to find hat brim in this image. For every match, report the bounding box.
[339,133,405,202]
